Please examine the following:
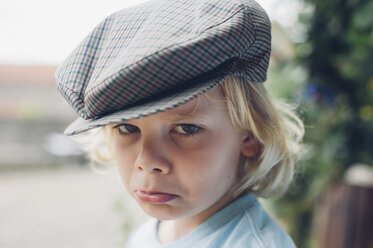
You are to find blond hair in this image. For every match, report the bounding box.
[76,76,304,197]
[221,77,304,197]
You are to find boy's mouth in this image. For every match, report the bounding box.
[135,190,179,204]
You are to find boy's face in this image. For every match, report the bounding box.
[114,86,249,224]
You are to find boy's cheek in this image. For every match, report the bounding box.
[171,137,209,151]
[115,158,136,195]
[115,150,137,177]
[114,134,138,147]
[170,129,217,151]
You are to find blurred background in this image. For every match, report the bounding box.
[0,0,372,247]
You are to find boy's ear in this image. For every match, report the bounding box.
[241,132,259,158]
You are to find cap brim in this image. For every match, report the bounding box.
[65,76,226,135]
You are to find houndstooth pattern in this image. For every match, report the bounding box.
[55,0,271,135]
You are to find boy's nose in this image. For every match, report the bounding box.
[134,140,171,175]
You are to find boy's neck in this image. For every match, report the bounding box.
[157,189,237,245]
[157,219,196,244]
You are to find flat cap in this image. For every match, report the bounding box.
[56,0,271,135]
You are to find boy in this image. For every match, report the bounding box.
[56,0,304,247]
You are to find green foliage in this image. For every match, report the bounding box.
[299,0,373,167]
[267,0,373,247]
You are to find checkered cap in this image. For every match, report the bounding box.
[56,0,271,135]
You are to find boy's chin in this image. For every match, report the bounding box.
[137,201,187,221]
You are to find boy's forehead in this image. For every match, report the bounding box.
[165,86,224,118]
[168,98,203,117]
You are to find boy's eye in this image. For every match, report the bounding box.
[115,123,201,137]
[174,124,200,135]
[117,124,139,134]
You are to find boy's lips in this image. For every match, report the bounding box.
[135,190,179,204]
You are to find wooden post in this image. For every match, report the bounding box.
[316,182,373,248]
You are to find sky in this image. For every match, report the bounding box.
[0,0,302,65]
